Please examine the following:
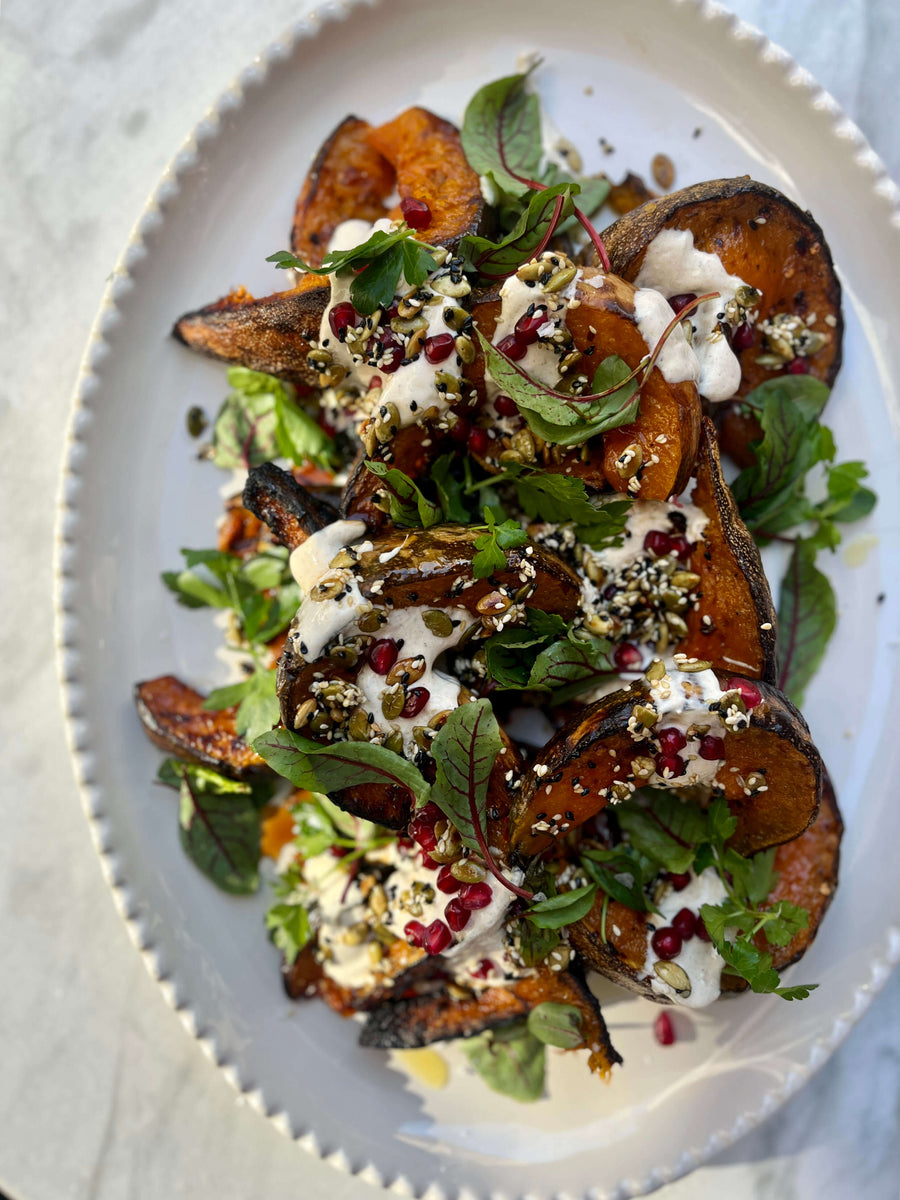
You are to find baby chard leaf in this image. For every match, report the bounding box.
[253,728,430,806]
[527,1002,584,1049]
[166,761,261,895]
[462,1022,546,1102]
[459,183,575,281]
[461,71,543,197]
[777,537,837,707]
[429,700,502,853]
[527,882,598,929]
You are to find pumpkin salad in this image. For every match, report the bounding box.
[137,68,874,1102]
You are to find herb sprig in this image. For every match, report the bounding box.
[266,223,438,315]
[210,367,336,472]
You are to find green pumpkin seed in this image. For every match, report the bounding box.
[422,609,453,638]
[543,266,578,293]
[654,960,691,995]
[381,687,406,722]
[186,406,207,438]
[348,709,371,742]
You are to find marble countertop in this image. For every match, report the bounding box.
[1,1,898,1197]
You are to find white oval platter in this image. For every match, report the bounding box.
[55,0,900,1197]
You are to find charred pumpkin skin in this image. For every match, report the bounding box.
[242,462,334,550]
[134,675,267,781]
[510,671,822,859]
[367,107,486,252]
[600,177,843,465]
[291,116,395,266]
[570,773,841,1002]
[681,418,778,682]
[359,963,622,1075]
[172,275,328,386]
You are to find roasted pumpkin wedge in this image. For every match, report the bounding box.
[172,275,328,387]
[134,675,267,781]
[600,177,843,463]
[568,772,841,1004]
[273,517,580,828]
[510,665,822,859]
[467,269,701,501]
[366,106,486,251]
[359,964,622,1076]
[291,115,395,266]
[679,417,777,681]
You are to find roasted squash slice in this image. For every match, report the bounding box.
[172,274,328,386]
[134,675,267,781]
[242,461,334,549]
[680,418,777,681]
[367,107,486,251]
[600,177,843,464]
[569,772,841,1002]
[360,963,622,1076]
[510,669,822,859]
[291,115,395,266]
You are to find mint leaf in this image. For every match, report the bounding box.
[364,461,442,528]
[463,1022,546,1103]
[461,71,542,197]
[253,728,430,806]
[429,699,502,853]
[503,462,627,530]
[527,882,598,929]
[482,608,567,690]
[266,902,312,962]
[777,538,837,706]
[527,1002,583,1049]
[168,761,260,894]
[459,183,575,282]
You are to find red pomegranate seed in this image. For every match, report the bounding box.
[668,872,691,891]
[514,305,548,346]
[424,333,456,364]
[444,898,471,932]
[643,529,675,558]
[496,333,528,361]
[696,918,712,942]
[367,638,398,675]
[671,907,697,941]
[655,752,686,778]
[725,678,762,709]
[698,734,725,760]
[328,845,349,858]
[436,865,462,894]
[788,357,811,374]
[384,303,400,322]
[471,958,495,979]
[401,687,430,718]
[468,427,490,455]
[367,375,383,391]
[669,534,691,562]
[651,927,683,960]
[408,802,441,849]
[424,919,453,955]
[732,321,754,350]
[613,642,643,672]
[450,415,470,444]
[668,292,697,315]
[458,882,492,911]
[377,331,404,374]
[654,1011,676,1046]
[404,920,426,947]
[495,394,519,418]
[657,727,687,755]
[420,850,439,869]
[400,196,432,230]
[328,301,361,340]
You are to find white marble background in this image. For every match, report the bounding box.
[1,1,899,1197]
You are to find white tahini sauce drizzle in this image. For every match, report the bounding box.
[645,664,727,788]
[319,219,463,431]
[484,269,581,405]
[584,499,709,576]
[634,228,755,404]
[288,519,370,662]
[632,287,699,388]
[641,868,729,1008]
